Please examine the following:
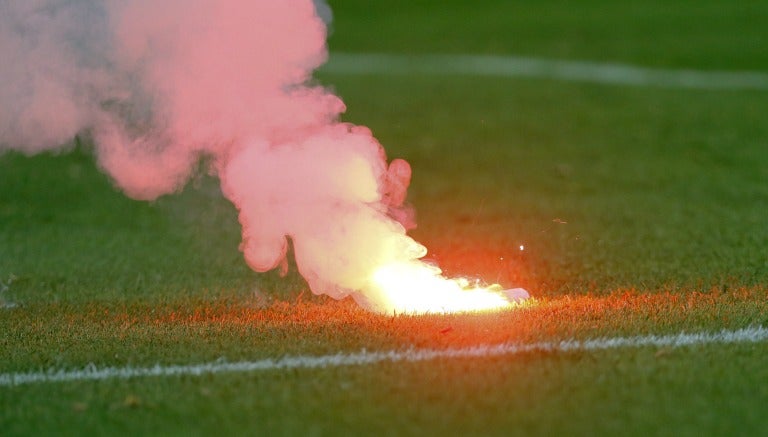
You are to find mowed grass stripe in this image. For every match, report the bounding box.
[3,326,765,387]
[323,53,768,90]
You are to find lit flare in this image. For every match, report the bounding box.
[367,261,528,315]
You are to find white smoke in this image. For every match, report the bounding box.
[0,0,424,311]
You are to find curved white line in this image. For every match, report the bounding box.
[2,326,766,386]
[322,53,768,90]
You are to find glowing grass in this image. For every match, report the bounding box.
[0,289,765,373]
[1,290,767,434]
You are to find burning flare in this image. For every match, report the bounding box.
[0,0,530,314]
[368,261,525,314]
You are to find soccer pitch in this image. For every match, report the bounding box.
[2,0,768,435]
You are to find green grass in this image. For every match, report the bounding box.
[333,75,768,294]
[328,0,768,70]
[2,292,767,435]
[5,343,768,436]
[2,0,768,435]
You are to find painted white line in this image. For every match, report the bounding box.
[2,326,766,387]
[322,53,768,90]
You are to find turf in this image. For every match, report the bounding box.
[2,0,768,435]
[328,0,768,70]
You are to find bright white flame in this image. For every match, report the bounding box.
[366,261,516,314]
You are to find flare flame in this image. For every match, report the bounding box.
[367,261,517,314]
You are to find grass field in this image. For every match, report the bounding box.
[2,0,768,435]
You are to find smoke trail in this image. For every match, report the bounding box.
[0,0,425,311]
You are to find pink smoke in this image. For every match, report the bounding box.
[0,0,425,310]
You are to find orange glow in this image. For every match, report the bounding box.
[369,261,525,315]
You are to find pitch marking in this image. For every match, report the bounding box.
[322,53,768,90]
[1,326,766,386]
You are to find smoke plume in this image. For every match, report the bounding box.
[0,0,427,312]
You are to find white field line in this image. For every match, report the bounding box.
[1,326,766,387]
[322,53,768,90]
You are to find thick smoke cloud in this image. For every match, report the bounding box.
[1,0,423,311]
